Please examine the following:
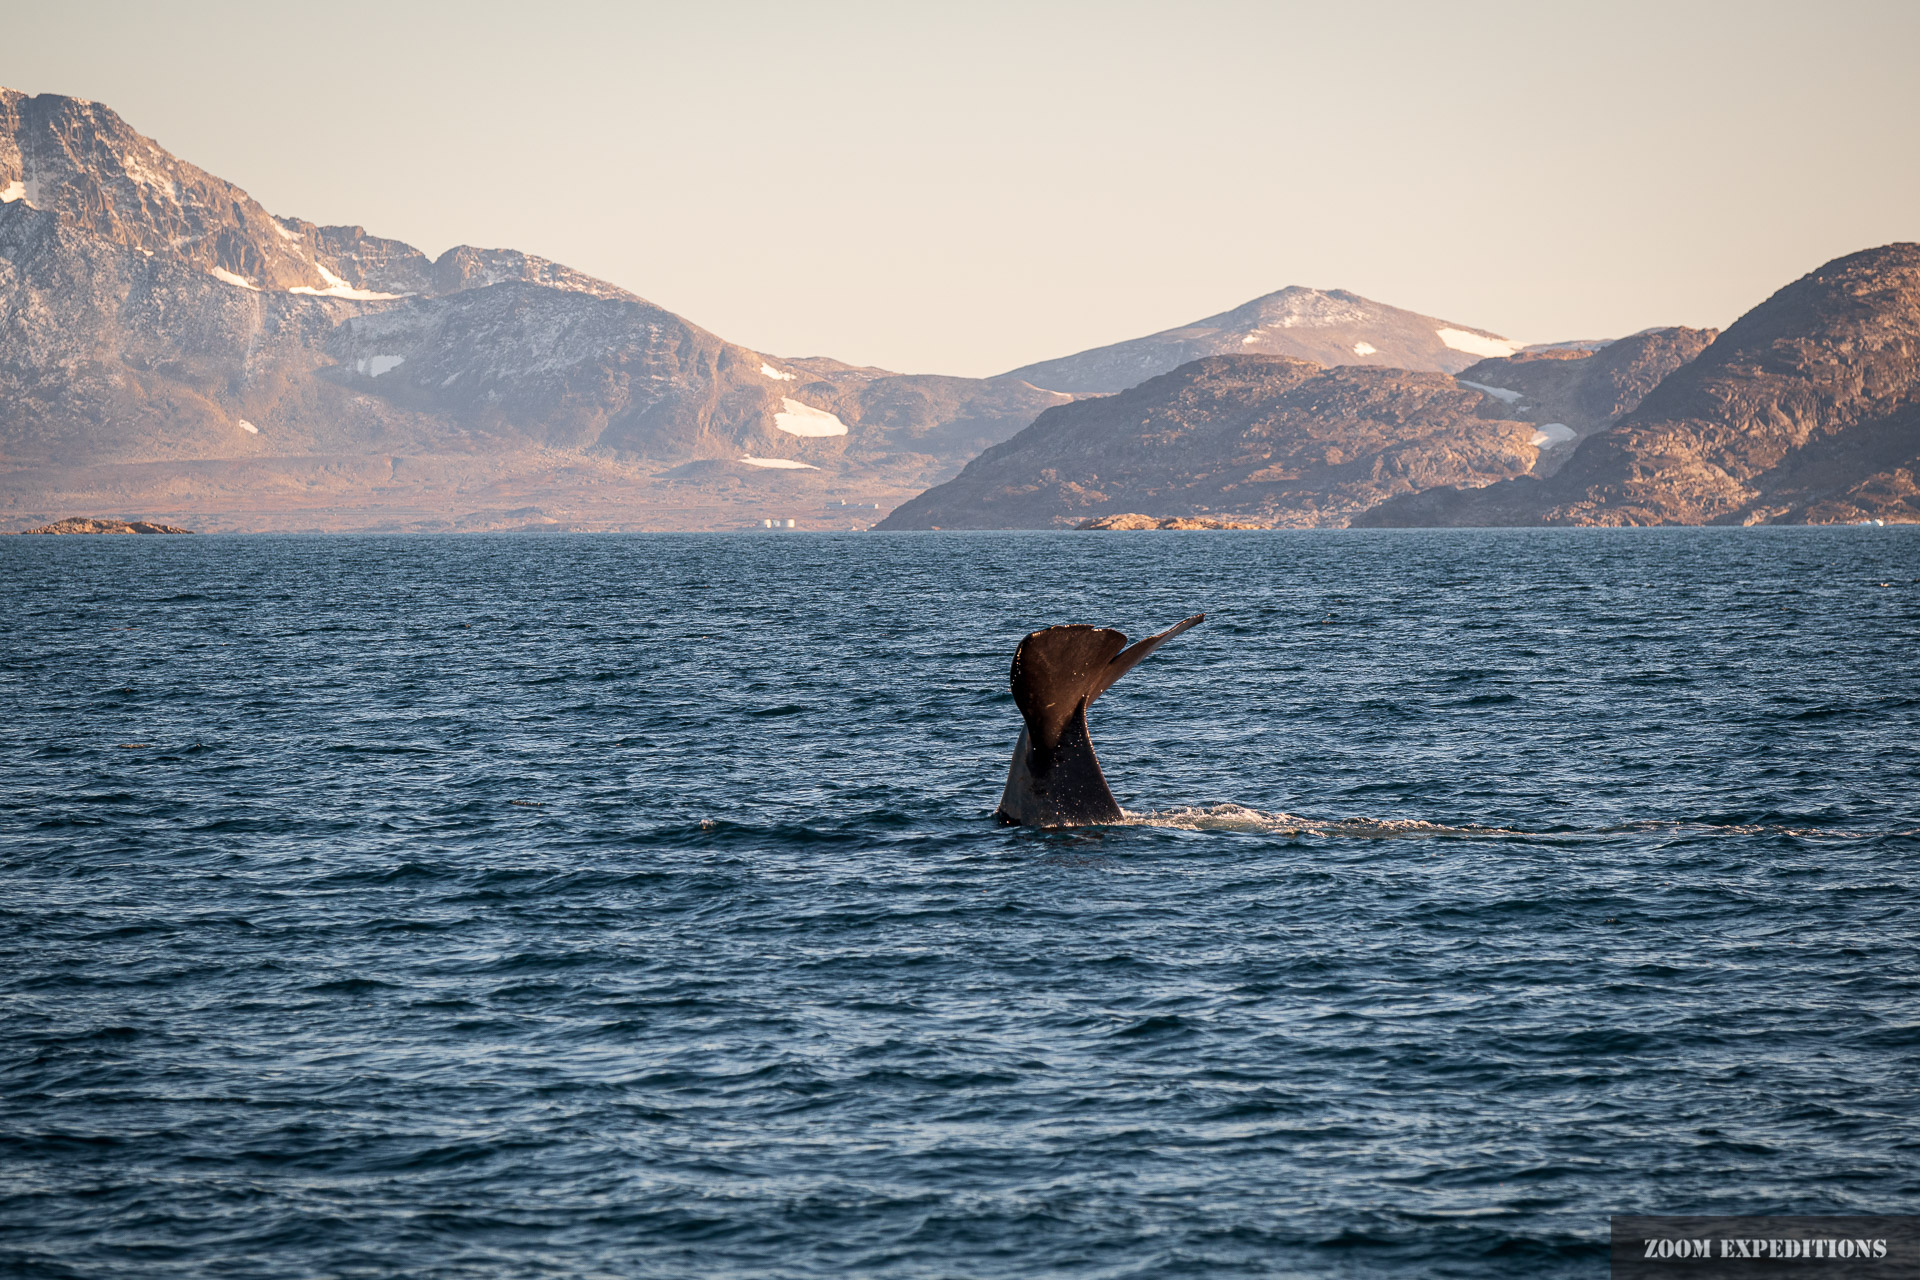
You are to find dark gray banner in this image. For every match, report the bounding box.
[1613,1218,1920,1279]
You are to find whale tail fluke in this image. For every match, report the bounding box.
[997,613,1204,827]
[1088,613,1205,704]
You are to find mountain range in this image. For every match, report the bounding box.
[876,327,1717,529]
[3,86,1914,531]
[0,88,1067,531]
[884,245,1920,531]
[1359,244,1920,527]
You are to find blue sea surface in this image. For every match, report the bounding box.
[2,528,1917,1278]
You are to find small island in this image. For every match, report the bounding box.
[14,517,196,535]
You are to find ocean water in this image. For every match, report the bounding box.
[2,528,1917,1279]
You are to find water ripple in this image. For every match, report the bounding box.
[1,528,1916,1278]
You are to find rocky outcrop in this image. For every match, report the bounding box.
[15,516,192,533]
[1075,513,1263,530]
[1451,326,1717,471]
[876,355,1542,530]
[0,87,1063,531]
[1358,245,1920,526]
[1001,287,1521,394]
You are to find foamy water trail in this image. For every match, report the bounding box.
[1119,804,1528,838]
[1120,804,1916,841]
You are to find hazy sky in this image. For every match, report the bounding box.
[8,1,1918,375]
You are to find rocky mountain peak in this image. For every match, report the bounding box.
[0,88,333,292]
[1000,286,1521,394]
[1632,241,1920,430]
[1236,286,1373,328]
[0,87,648,308]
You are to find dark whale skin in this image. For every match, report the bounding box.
[995,615,1204,827]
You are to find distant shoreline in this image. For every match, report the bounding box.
[4,522,1910,538]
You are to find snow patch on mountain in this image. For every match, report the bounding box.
[1459,379,1524,405]
[760,363,795,381]
[291,262,410,301]
[0,180,25,204]
[210,267,259,290]
[739,456,819,469]
[1530,423,1576,447]
[1438,328,1520,359]
[773,398,848,438]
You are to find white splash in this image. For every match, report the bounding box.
[760,362,796,381]
[238,419,259,434]
[1459,379,1523,405]
[1352,341,1378,356]
[1437,328,1520,359]
[739,456,820,470]
[354,355,406,378]
[1531,423,1577,447]
[210,267,260,291]
[772,398,848,438]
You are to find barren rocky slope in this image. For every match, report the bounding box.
[0,89,627,303]
[0,89,1062,531]
[1450,326,1717,471]
[875,355,1544,529]
[1359,245,1920,526]
[1002,287,1522,394]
